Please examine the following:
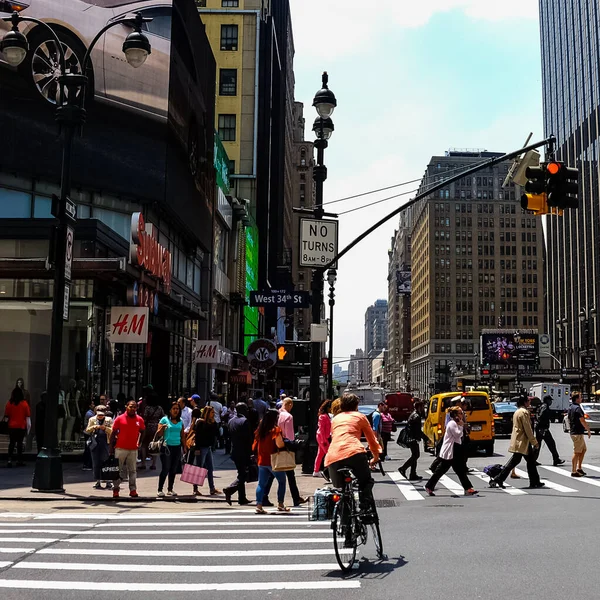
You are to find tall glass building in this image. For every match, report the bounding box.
[539,0,600,366]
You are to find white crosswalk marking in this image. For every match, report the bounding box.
[0,510,362,593]
[581,463,600,474]
[425,470,464,494]
[513,468,577,492]
[388,471,425,500]
[540,465,600,488]
[468,470,528,495]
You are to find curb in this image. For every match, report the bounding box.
[0,494,229,503]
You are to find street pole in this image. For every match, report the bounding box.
[326,269,336,398]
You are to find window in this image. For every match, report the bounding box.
[141,7,172,39]
[228,160,235,175]
[219,69,237,96]
[218,114,236,141]
[33,196,52,218]
[222,0,239,5]
[0,189,29,217]
[220,25,238,51]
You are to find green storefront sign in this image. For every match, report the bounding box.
[214,133,230,194]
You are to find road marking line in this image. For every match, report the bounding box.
[93,520,323,528]
[540,466,600,488]
[388,472,424,500]
[0,580,362,591]
[14,561,341,573]
[0,524,91,528]
[0,562,13,568]
[425,470,464,494]
[63,537,332,545]
[31,512,310,520]
[0,530,75,536]
[581,463,600,474]
[513,468,577,493]
[0,549,35,554]
[63,529,329,536]
[0,538,56,543]
[469,470,528,495]
[37,548,351,557]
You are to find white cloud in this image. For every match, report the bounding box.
[290,0,539,59]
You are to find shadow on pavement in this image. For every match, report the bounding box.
[325,555,408,580]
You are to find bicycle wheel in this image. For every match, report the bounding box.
[332,501,357,572]
[369,520,384,559]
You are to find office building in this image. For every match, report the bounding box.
[539,0,599,365]
[348,349,366,384]
[387,209,413,391]
[364,299,388,383]
[409,150,545,397]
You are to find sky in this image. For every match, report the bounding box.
[289,0,543,369]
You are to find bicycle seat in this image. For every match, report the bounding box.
[337,467,355,477]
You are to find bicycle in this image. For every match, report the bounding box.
[330,455,386,572]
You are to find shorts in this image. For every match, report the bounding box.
[571,434,587,454]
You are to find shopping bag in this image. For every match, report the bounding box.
[246,456,258,483]
[100,456,120,481]
[180,462,208,486]
[271,449,296,472]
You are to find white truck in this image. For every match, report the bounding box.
[529,383,571,422]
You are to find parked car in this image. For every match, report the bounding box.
[492,401,517,436]
[563,403,600,433]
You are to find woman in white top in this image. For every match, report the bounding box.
[424,406,478,497]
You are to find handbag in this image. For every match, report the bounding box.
[180,462,208,486]
[396,427,410,448]
[271,449,296,472]
[87,435,98,451]
[100,456,120,481]
[148,431,164,455]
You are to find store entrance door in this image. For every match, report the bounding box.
[150,327,170,403]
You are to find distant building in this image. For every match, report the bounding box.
[364,300,388,383]
[410,150,545,397]
[348,349,366,384]
[371,350,388,387]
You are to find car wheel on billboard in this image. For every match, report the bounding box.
[21,27,88,105]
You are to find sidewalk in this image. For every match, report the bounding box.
[0,449,323,504]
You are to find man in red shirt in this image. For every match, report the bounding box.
[109,399,145,498]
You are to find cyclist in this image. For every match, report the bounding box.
[325,393,381,518]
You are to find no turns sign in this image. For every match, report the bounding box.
[300,218,338,268]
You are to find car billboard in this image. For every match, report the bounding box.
[481,332,539,366]
[0,0,214,243]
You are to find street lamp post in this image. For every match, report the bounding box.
[326,268,337,398]
[556,317,567,367]
[0,8,152,492]
[579,307,596,399]
[302,72,336,474]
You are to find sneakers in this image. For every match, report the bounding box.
[166,490,177,497]
[224,491,233,506]
[408,475,423,481]
[489,479,505,489]
[312,471,323,478]
[425,487,435,496]
[93,482,102,490]
[157,490,165,497]
[129,490,139,498]
[112,490,119,498]
[554,459,566,466]
[104,482,113,490]
[397,467,407,478]
[464,488,478,496]
[527,482,546,489]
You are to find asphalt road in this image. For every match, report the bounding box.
[0,424,598,600]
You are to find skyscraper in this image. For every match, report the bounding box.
[364,299,388,383]
[539,0,599,365]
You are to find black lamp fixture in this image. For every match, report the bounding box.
[0,12,27,66]
[312,71,337,119]
[121,14,152,68]
[313,117,334,140]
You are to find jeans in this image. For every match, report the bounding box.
[328,452,375,513]
[114,448,138,491]
[158,445,182,492]
[495,449,540,486]
[256,466,286,505]
[425,444,473,491]
[7,428,26,462]
[536,429,560,463]
[400,441,420,477]
[195,447,215,491]
[262,469,302,504]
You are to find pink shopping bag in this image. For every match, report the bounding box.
[180,463,208,486]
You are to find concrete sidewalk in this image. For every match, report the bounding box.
[0,448,324,504]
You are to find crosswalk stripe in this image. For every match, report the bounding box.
[0,538,56,543]
[14,561,340,573]
[0,528,327,536]
[93,520,318,528]
[37,548,350,557]
[581,463,600,474]
[63,537,332,545]
[30,512,310,521]
[0,580,362,591]
[0,548,35,554]
[0,562,12,568]
[0,530,76,536]
[469,470,528,495]
[388,472,424,500]
[540,465,600,487]
[425,470,464,494]
[513,468,577,493]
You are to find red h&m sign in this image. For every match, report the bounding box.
[321,358,329,376]
[109,307,149,344]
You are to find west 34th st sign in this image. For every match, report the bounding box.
[249,289,311,308]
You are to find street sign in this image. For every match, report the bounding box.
[65,199,77,221]
[249,289,310,308]
[321,358,329,376]
[247,339,278,370]
[64,226,74,282]
[300,218,338,268]
[63,284,70,321]
[108,307,149,343]
[582,355,595,370]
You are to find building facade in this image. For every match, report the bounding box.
[387,209,413,391]
[364,299,388,384]
[348,349,366,385]
[409,151,545,397]
[539,0,600,367]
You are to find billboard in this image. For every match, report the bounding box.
[397,270,411,295]
[481,332,539,366]
[0,0,214,244]
[244,222,259,354]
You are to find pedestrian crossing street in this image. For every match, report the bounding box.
[387,463,600,500]
[0,509,363,595]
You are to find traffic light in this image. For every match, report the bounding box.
[521,164,548,215]
[277,344,295,363]
[521,191,548,215]
[546,161,579,209]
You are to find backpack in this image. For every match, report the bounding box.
[366,411,376,426]
[483,464,503,479]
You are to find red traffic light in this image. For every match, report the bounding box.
[546,162,561,175]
